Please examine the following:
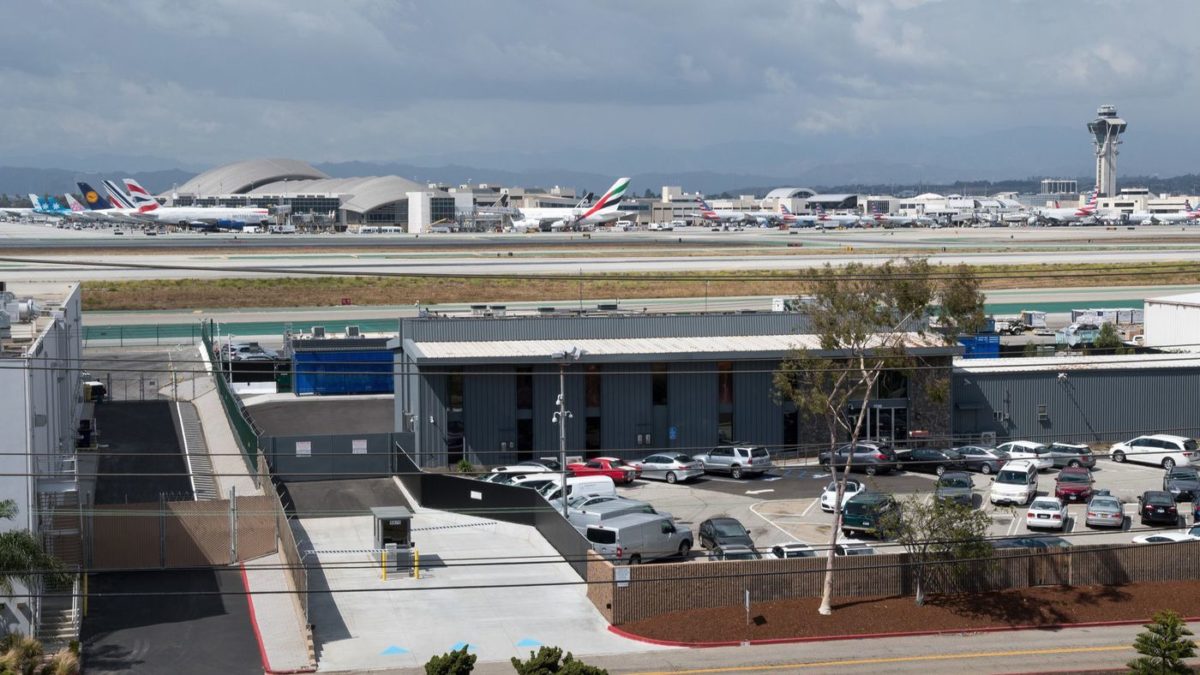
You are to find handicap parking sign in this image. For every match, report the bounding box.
[668,426,678,441]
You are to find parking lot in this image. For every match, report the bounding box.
[604,453,1198,558]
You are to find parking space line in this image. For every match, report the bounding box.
[801,499,818,517]
[750,501,807,541]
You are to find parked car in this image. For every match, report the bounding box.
[515,458,562,472]
[1026,497,1069,531]
[1131,532,1197,544]
[834,543,877,556]
[1163,465,1200,502]
[1048,442,1097,469]
[953,445,1008,475]
[698,517,755,550]
[1053,467,1095,503]
[995,441,1054,471]
[993,536,1072,550]
[540,475,617,505]
[630,453,705,484]
[692,446,772,479]
[841,491,897,538]
[490,464,552,476]
[934,471,974,507]
[1138,490,1181,526]
[709,544,762,561]
[564,494,620,510]
[584,513,693,564]
[820,479,865,513]
[896,447,964,476]
[818,442,897,476]
[567,457,639,484]
[769,543,817,559]
[988,459,1040,506]
[1110,434,1198,469]
[1084,493,1125,529]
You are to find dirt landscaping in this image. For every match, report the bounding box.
[617,581,1200,644]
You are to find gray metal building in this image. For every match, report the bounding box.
[952,354,1200,444]
[391,311,958,468]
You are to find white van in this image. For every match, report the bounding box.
[585,512,693,564]
[539,475,616,505]
[989,459,1039,506]
[568,498,660,531]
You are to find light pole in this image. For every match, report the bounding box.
[551,346,584,519]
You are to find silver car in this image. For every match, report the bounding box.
[692,446,773,479]
[631,453,705,484]
[1084,493,1125,529]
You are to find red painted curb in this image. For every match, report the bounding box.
[241,563,318,674]
[607,614,1200,648]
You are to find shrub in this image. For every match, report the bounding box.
[510,646,607,674]
[424,646,475,675]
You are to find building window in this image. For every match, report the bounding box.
[515,367,533,410]
[585,364,601,408]
[585,416,601,456]
[446,369,464,465]
[652,364,668,406]
[447,371,464,410]
[877,370,908,399]
[718,362,733,405]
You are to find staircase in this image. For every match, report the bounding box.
[175,401,219,500]
[36,580,78,650]
[37,491,82,649]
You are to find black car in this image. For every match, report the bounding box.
[993,535,1072,550]
[1163,466,1200,502]
[896,448,965,476]
[818,442,897,476]
[698,517,755,550]
[1138,490,1181,526]
[953,445,1008,475]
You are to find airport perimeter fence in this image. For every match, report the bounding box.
[587,539,1200,625]
[394,441,592,580]
[83,322,204,346]
[202,319,264,482]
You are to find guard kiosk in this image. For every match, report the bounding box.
[371,506,413,573]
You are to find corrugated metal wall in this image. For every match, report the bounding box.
[669,362,718,452]
[532,365,585,454]
[734,360,783,448]
[293,349,393,395]
[953,366,1200,443]
[400,312,813,343]
[464,366,516,464]
[601,363,652,458]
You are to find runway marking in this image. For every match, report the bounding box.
[625,644,1132,675]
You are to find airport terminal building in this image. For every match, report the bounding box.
[390,311,959,468]
[166,158,456,231]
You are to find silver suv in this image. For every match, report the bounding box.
[692,446,772,479]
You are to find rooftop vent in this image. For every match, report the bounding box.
[489,305,507,317]
[346,325,362,338]
[311,326,326,339]
[537,307,557,315]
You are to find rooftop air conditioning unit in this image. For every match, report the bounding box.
[311,326,326,339]
[346,325,361,338]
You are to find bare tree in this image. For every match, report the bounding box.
[773,259,984,615]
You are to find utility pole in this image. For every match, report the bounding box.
[551,347,584,520]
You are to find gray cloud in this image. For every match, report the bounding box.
[0,0,1198,179]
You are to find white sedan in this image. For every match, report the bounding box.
[769,542,818,559]
[996,441,1054,471]
[1131,532,1198,544]
[820,479,864,513]
[1026,497,1068,530]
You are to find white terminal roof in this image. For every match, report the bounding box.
[404,332,952,363]
[1146,292,1200,307]
[247,175,433,214]
[173,158,328,196]
[954,352,1200,374]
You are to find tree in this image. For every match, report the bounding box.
[510,646,608,675]
[1127,610,1196,674]
[0,500,71,597]
[642,188,654,199]
[1092,322,1124,354]
[424,646,475,675]
[773,260,984,615]
[878,496,993,606]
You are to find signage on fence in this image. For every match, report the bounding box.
[352,439,368,454]
[615,567,630,588]
[296,441,312,458]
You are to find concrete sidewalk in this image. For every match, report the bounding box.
[243,552,316,673]
[192,371,260,497]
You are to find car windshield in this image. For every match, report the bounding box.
[1091,498,1120,510]
[843,500,878,516]
[1169,468,1198,479]
[1058,472,1089,483]
[671,454,694,463]
[723,551,758,560]
[938,476,971,489]
[782,548,815,558]
[712,520,747,537]
[1031,500,1059,510]
[996,470,1027,484]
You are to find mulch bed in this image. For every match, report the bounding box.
[619,581,1200,643]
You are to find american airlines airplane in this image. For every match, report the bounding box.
[1031,188,1098,225]
[512,177,630,231]
[863,204,935,228]
[1100,201,1199,225]
[122,179,273,230]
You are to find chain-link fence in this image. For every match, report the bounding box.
[201,319,263,480]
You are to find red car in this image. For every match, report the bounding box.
[567,457,639,484]
[1054,467,1095,503]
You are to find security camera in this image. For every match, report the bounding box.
[1057,372,1068,381]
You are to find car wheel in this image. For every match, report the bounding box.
[678,541,691,558]
[1068,460,1080,468]
[1112,450,1126,463]
[629,554,642,565]
[865,465,878,476]
[980,463,993,475]
[935,465,946,476]
[666,472,678,484]
[1163,458,1176,470]
[731,466,743,479]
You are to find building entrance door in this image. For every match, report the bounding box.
[863,405,908,445]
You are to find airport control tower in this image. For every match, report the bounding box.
[1088,104,1127,197]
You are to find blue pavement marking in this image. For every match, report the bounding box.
[515,638,542,648]
[451,642,475,652]
[380,646,409,655]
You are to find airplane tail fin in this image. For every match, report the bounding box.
[578,177,630,220]
[780,204,791,215]
[103,180,136,209]
[76,182,113,210]
[498,193,509,208]
[64,194,85,212]
[28,194,43,211]
[122,178,159,211]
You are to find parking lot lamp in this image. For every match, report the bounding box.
[552,347,584,519]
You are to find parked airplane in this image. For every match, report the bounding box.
[123,178,272,229]
[103,179,138,209]
[1031,188,1098,225]
[74,182,145,223]
[863,204,935,228]
[814,204,864,228]
[1102,201,1200,225]
[512,177,630,231]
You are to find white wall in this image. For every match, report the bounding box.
[1144,299,1200,351]
[407,191,431,234]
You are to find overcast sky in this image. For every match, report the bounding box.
[2,0,1198,180]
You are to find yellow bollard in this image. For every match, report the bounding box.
[381,549,387,581]
[412,548,420,579]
